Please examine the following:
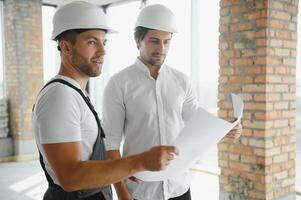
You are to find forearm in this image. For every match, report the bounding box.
[107,150,132,198]
[58,154,143,191]
[44,143,178,192]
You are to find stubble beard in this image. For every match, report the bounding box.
[72,49,101,77]
[149,54,166,68]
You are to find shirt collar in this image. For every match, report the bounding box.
[135,58,165,79]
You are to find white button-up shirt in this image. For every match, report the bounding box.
[102,58,199,200]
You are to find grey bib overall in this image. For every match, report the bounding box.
[35,79,112,200]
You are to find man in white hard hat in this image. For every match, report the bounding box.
[102,4,242,200]
[32,2,179,200]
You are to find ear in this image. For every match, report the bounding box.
[59,40,73,56]
[136,41,141,50]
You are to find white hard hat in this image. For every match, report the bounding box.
[51,1,116,40]
[135,4,178,33]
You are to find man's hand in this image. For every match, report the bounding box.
[115,176,142,200]
[225,121,242,140]
[139,146,179,171]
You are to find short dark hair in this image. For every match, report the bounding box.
[134,26,151,45]
[134,26,173,49]
[55,29,107,51]
[55,29,87,51]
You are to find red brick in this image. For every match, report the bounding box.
[229,162,251,172]
[231,146,253,155]
[266,147,281,156]
[270,10,291,21]
[281,144,295,153]
[274,102,289,110]
[229,76,253,83]
[267,57,283,65]
[242,84,265,92]
[255,29,267,38]
[245,10,267,20]
[230,22,253,32]
[273,153,289,163]
[274,66,287,74]
[274,48,290,56]
[256,38,267,47]
[283,58,296,66]
[274,30,292,39]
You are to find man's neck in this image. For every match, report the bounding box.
[58,63,88,90]
[138,57,161,80]
[148,66,160,80]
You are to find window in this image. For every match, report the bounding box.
[106,1,142,76]
[89,1,142,113]
[190,0,219,115]
[191,0,220,166]
[42,5,60,84]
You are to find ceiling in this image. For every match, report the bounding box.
[42,0,141,7]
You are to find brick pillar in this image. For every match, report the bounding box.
[218,0,298,199]
[4,0,43,157]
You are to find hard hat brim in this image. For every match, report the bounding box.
[51,28,118,40]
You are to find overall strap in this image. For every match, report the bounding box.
[42,79,105,138]
[34,78,109,199]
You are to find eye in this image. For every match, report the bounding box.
[150,40,159,44]
[88,40,96,45]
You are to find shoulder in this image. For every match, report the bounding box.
[33,82,84,144]
[112,64,137,80]
[106,64,137,87]
[41,83,82,102]
[34,82,84,117]
[165,65,190,85]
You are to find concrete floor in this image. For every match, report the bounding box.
[0,159,300,200]
[0,160,219,200]
[0,160,46,200]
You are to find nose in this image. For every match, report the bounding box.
[157,42,165,53]
[97,42,105,56]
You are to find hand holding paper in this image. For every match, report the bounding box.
[135,93,244,182]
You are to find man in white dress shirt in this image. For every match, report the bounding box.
[102,4,242,200]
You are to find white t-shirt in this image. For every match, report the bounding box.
[33,75,98,185]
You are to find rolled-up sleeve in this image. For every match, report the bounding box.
[102,77,125,151]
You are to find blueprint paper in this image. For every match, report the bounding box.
[231,93,243,119]
[135,93,244,182]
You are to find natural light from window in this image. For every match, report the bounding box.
[42,5,60,84]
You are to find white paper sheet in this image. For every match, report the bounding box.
[134,93,244,182]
